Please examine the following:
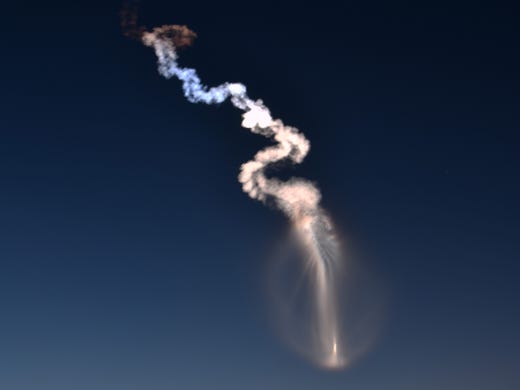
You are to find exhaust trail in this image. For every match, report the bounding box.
[136,22,346,368]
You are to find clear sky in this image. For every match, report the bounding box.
[1,1,519,389]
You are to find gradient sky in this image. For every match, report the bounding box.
[1,1,519,389]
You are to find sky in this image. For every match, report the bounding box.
[1,1,519,389]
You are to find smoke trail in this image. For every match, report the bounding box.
[138,23,346,368]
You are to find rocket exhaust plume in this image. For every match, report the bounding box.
[141,24,344,368]
[125,7,381,369]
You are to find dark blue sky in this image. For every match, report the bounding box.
[1,1,519,389]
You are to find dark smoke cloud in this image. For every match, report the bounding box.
[120,0,146,40]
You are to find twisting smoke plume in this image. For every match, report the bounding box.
[126,10,355,368]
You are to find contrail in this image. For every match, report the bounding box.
[134,22,346,368]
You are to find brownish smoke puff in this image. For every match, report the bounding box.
[150,25,197,48]
[120,1,197,48]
